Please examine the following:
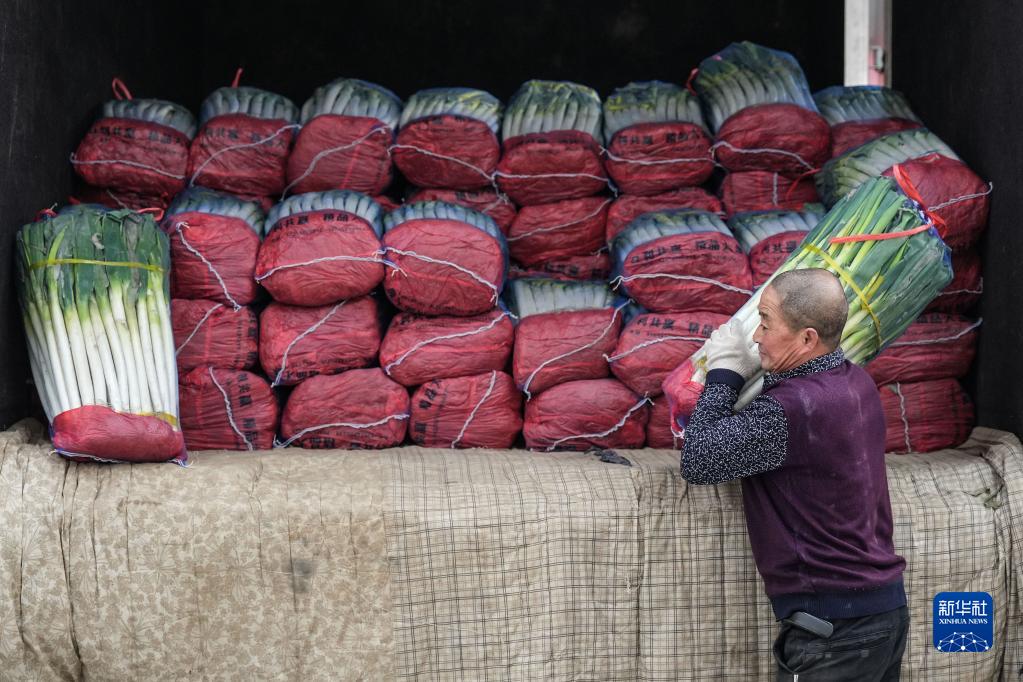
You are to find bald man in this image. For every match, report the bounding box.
[680,269,908,682]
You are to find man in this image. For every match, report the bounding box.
[680,268,909,681]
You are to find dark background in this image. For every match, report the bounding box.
[1,1,1018,436]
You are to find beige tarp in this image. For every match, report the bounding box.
[0,420,1019,680]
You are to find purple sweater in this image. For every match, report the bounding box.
[680,350,906,620]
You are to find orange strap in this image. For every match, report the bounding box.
[783,167,820,202]
[111,77,133,100]
[231,67,243,88]
[685,67,699,95]
[137,206,165,222]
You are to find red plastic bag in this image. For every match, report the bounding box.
[513,307,623,398]
[747,230,810,287]
[720,171,819,217]
[713,104,831,177]
[286,116,393,195]
[178,367,278,451]
[255,208,384,306]
[382,218,507,316]
[409,371,523,448]
[409,188,516,235]
[163,211,262,306]
[608,311,728,396]
[646,396,680,449]
[614,232,753,314]
[380,308,514,387]
[662,357,702,432]
[831,118,921,157]
[509,252,612,281]
[279,368,410,449]
[259,296,381,386]
[925,250,982,314]
[883,154,991,252]
[188,114,296,196]
[497,131,608,205]
[73,117,190,197]
[866,314,980,386]
[172,298,258,372]
[393,115,500,189]
[524,378,649,451]
[508,196,611,266]
[604,121,714,195]
[879,379,974,454]
[73,184,171,212]
[606,188,723,242]
[51,406,186,464]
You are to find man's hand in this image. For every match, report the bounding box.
[705,320,761,381]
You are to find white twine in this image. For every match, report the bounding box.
[771,172,780,206]
[893,382,913,454]
[174,221,242,310]
[189,123,300,187]
[523,304,627,401]
[388,143,500,192]
[254,252,393,282]
[383,311,510,375]
[604,335,707,363]
[271,301,346,388]
[175,302,224,356]
[601,146,714,167]
[383,247,499,304]
[69,153,187,180]
[937,281,984,298]
[274,413,409,448]
[104,188,130,210]
[280,126,391,198]
[208,367,253,451]
[544,395,652,452]
[888,318,982,348]
[928,182,994,212]
[611,273,753,296]
[506,198,613,242]
[451,371,499,448]
[710,140,815,171]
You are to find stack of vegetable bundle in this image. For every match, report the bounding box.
[409,188,517,235]
[729,206,824,286]
[409,371,523,449]
[287,78,403,196]
[814,86,922,157]
[878,379,975,454]
[16,206,186,462]
[605,187,723,243]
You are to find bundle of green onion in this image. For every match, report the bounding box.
[16,207,177,423]
[675,176,952,410]
[506,278,615,318]
[602,81,706,139]
[102,98,197,138]
[267,190,383,235]
[165,187,267,237]
[399,87,502,134]
[383,200,503,240]
[199,86,299,125]
[502,80,603,143]
[813,86,920,125]
[300,78,403,128]
[728,206,825,253]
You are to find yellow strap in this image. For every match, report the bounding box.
[30,258,163,273]
[805,244,883,348]
[138,411,179,428]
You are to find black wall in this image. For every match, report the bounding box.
[893,1,1023,435]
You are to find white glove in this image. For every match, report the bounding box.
[705,319,761,380]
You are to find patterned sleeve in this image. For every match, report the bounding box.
[679,370,788,485]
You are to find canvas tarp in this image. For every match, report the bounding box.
[0,420,1020,680]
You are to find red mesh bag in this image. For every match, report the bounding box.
[73,118,189,197]
[604,122,714,195]
[866,314,980,386]
[608,311,728,396]
[720,171,819,217]
[163,211,261,306]
[73,185,171,213]
[646,396,680,449]
[178,367,278,451]
[409,371,523,448]
[409,188,517,235]
[380,308,514,387]
[748,231,810,287]
[662,357,703,432]
[259,296,381,387]
[497,131,608,205]
[188,114,296,196]
[925,250,982,314]
[524,378,649,451]
[879,379,974,454]
[713,104,831,176]
[255,209,384,306]
[615,232,753,314]
[508,196,610,266]
[279,368,410,449]
[513,307,623,398]
[606,188,723,242]
[830,118,922,157]
[509,252,612,281]
[172,299,258,372]
[382,217,507,316]
[393,115,499,190]
[51,406,186,464]
[883,155,991,252]
[286,116,393,195]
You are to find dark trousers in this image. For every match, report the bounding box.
[773,605,909,681]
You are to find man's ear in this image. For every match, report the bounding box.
[802,327,820,348]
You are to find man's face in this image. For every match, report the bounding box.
[752,285,813,374]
